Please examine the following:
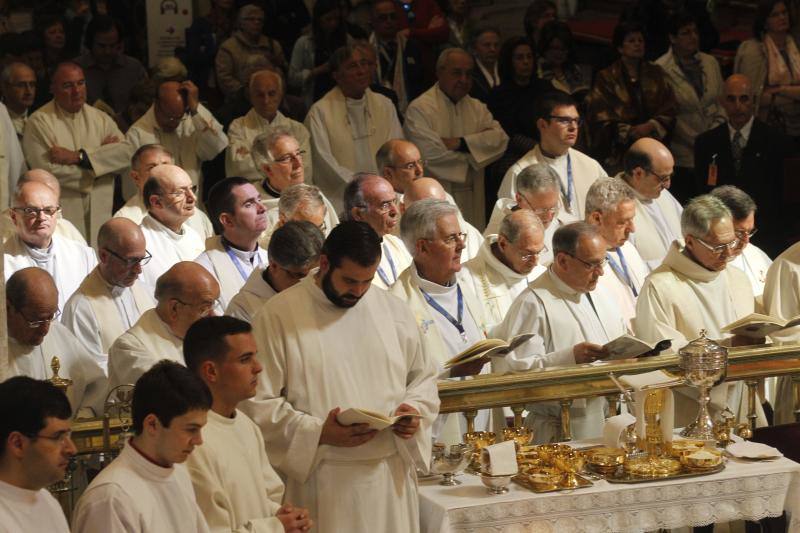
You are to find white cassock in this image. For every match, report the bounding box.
[0,480,69,533]
[257,181,339,247]
[391,264,489,444]
[0,209,86,245]
[107,308,184,391]
[596,241,648,330]
[61,267,155,373]
[114,195,215,240]
[195,236,268,310]
[72,442,210,533]
[484,198,578,266]
[225,267,277,323]
[730,243,772,306]
[186,409,285,533]
[242,275,439,533]
[372,233,412,290]
[634,241,763,427]
[0,102,26,208]
[762,241,800,424]
[22,100,130,242]
[493,268,626,443]
[4,233,98,312]
[497,146,607,217]
[9,322,107,416]
[125,104,228,191]
[462,235,546,332]
[404,84,508,229]
[226,109,313,183]
[139,215,205,289]
[306,87,403,212]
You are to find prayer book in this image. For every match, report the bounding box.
[443,334,534,369]
[603,335,672,360]
[336,408,422,431]
[721,313,800,339]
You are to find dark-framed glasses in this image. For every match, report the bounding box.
[568,253,608,271]
[25,429,73,446]
[12,205,61,218]
[105,248,152,267]
[646,168,673,184]
[549,115,583,127]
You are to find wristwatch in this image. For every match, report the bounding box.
[77,149,91,169]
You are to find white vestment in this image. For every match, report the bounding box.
[3,233,97,312]
[226,109,312,183]
[225,267,277,323]
[462,235,546,332]
[596,241,648,330]
[497,146,607,217]
[730,243,772,305]
[195,236,268,310]
[8,322,106,416]
[242,275,439,533]
[0,208,86,245]
[372,233,412,290]
[306,87,403,212]
[107,308,184,391]
[61,267,155,373]
[622,179,684,271]
[494,268,625,443]
[22,100,130,242]
[72,442,210,533]
[114,194,214,240]
[404,84,508,229]
[139,214,205,289]
[125,104,227,189]
[0,479,69,533]
[256,180,339,248]
[0,101,26,209]
[459,216,483,263]
[634,241,759,427]
[186,409,285,533]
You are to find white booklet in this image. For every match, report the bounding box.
[443,334,534,369]
[603,335,672,360]
[721,313,800,339]
[336,408,422,431]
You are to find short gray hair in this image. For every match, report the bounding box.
[436,47,471,71]
[375,139,400,171]
[709,185,757,220]
[251,127,295,172]
[342,173,378,220]
[248,68,284,94]
[584,177,635,217]
[681,195,732,238]
[278,183,325,220]
[1,61,33,86]
[268,220,324,269]
[552,221,601,256]
[400,198,458,254]
[516,164,560,196]
[498,210,544,243]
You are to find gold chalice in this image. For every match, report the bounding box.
[553,451,586,488]
[536,443,573,465]
[503,427,534,447]
[463,431,496,470]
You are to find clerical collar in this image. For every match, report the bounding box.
[221,235,258,255]
[546,267,583,299]
[663,241,723,282]
[412,263,456,294]
[261,179,281,199]
[97,268,128,297]
[23,238,54,263]
[538,145,568,160]
[146,213,185,237]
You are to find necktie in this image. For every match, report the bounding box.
[732,130,744,174]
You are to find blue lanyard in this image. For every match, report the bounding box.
[224,244,258,282]
[376,244,397,286]
[559,153,574,213]
[606,247,637,297]
[421,285,467,341]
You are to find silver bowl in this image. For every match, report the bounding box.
[480,472,512,494]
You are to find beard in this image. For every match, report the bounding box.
[321,270,362,308]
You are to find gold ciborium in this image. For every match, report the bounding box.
[503,427,534,447]
[679,331,728,440]
[553,450,585,488]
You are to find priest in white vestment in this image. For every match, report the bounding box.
[463,210,547,332]
[125,79,227,193]
[585,177,648,329]
[195,178,268,310]
[226,70,313,183]
[497,91,606,216]
[243,221,438,533]
[114,143,214,239]
[618,138,684,270]
[227,220,324,322]
[6,268,106,416]
[494,222,626,443]
[486,163,578,266]
[0,376,75,532]
[62,219,155,373]
[138,165,206,289]
[0,101,26,208]
[4,180,97,312]
[634,195,762,427]
[306,45,403,212]
[404,48,508,228]
[343,174,411,289]
[107,262,220,391]
[185,316,313,533]
[21,62,129,243]
[72,361,212,533]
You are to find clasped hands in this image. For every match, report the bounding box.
[48,134,120,165]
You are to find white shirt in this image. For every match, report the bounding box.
[139,214,205,289]
[225,267,277,323]
[596,241,649,330]
[114,195,215,240]
[0,479,69,533]
[728,116,755,144]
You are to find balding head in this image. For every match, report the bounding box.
[143,164,196,231]
[249,69,283,121]
[402,177,448,212]
[51,62,86,113]
[6,267,59,346]
[496,209,545,275]
[376,139,424,193]
[11,181,59,249]
[622,138,674,200]
[154,81,186,132]
[97,218,148,287]
[1,61,36,114]
[721,74,755,130]
[436,48,473,102]
[155,262,221,339]
[343,173,399,236]
[19,169,61,197]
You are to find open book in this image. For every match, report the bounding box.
[604,335,672,360]
[721,313,800,339]
[443,334,534,369]
[336,408,422,431]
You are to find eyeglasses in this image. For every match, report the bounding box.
[25,429,73,446]
[12,205,61,218]
[427,232,467,247]
[105,248,153,267]
[567,253,608,271]
[734,227,758,241]
[13,305,61,328]
[361,197,399,214]
[519,244,549,262]
[646,168,673,184]
[548,115,583,127]
[519,195,559,217]
[693,236,739,254]
[162,185,198,199]
[393,159,426,171]
[273,150,306,165]
[174,297,220,316]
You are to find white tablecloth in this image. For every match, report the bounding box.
[419,456,800,532]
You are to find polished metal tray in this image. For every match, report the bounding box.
[512,472,593,493]
[597,462,725,484]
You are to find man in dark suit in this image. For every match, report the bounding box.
[469,26,501,104]
[694,74,791,256]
